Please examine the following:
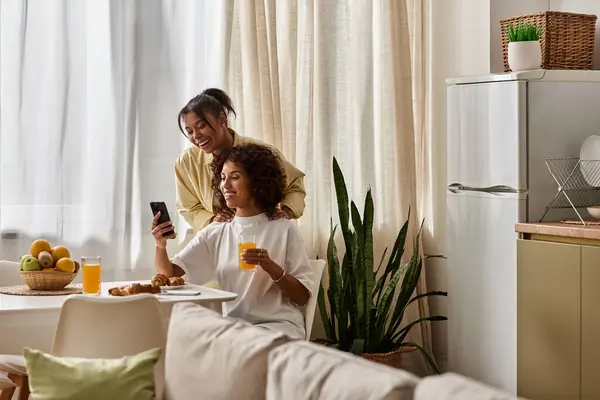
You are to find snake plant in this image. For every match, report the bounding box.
[317,157,447,373]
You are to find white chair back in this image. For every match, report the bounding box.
[52,294,167,399]
[0,260,22,287]
[305,260,326,340]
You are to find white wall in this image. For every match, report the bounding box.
[428,0,600,370]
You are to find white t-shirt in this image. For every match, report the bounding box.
[171,213,314,339]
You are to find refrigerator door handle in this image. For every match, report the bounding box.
[447,183,522,194]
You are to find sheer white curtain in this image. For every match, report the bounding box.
[224,0,418,257]
[406,0,449,368]
[0,0,222,276]
[221,0,434,374]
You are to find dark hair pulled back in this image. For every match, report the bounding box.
[178,88,237,134]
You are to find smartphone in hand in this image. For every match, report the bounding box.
[150,202,175,237]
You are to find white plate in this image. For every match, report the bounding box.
[580,135,600,187]
[159,284,189,291]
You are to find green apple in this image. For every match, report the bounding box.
[21,256,41,272]
[20,255,28,270]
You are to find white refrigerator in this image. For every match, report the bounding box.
[446,70,600,394]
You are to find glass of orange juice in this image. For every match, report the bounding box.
[81,256,102,295]
[238,234,256,271]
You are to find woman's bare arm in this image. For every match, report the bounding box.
[155,246,185,277]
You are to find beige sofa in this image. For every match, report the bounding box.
[163,303,526,400]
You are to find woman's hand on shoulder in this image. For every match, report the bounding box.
[213,209,235,223]
[268,206,293,221]
[152,212,176,249]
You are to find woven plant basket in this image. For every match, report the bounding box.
[20,270,77,290]
[500,11,597,72]
[362,347,416,369]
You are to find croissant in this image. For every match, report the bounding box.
[108,283,161,296]
[151,274,169,287]
[131,283,161,294]
[108,286,127,296]
[168,276,185,286]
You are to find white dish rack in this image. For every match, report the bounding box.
[541,157,600,225]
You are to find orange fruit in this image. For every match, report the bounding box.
[51,246,71,264]
[30,239,51,258]
[41,267,54,272]
[55,258,75,273]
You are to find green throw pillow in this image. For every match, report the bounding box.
[24,347,162,400]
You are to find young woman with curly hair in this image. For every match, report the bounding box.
[152,144,313,339]
[174,88,306,233]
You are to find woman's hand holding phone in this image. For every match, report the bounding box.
[152,212,177,248]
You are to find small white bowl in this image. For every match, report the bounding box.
[587,207,600,219]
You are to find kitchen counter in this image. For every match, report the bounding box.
[516,222,600,243]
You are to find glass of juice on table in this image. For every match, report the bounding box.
[238,234,256,271]
[81,256,102,295]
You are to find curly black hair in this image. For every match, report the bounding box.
[211,143,286,215]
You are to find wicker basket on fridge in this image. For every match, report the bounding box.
[500,11,597,72]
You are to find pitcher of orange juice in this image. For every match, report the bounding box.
[238,234,256,271]
[81,256,102,295]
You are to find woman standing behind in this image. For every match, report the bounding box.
[175,88,306,232]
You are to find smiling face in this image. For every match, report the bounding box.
[183,111,231,154]
[219,160,260,215]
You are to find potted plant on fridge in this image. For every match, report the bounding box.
[316,157,447,373]
[506,21,543,72]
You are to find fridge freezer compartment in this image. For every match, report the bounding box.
[446,82,527,191]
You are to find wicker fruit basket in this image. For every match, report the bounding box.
[500,11,597,72]
[20,270,77,290]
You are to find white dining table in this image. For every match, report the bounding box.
[0,281,237,355]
